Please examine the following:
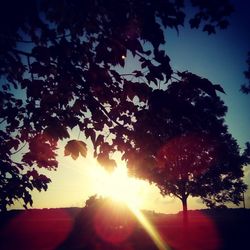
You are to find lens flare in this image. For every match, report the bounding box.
[129,206,170,250]
[158,211,220,250]
[0,209,73,249]
[94,201,135,244]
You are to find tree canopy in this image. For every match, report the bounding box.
[0,0,239,211]
[241,52,250,94]
[124,72,247,214]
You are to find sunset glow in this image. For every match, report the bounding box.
[1,1,250,250]
[90,162,170,249]
[92,164,144,209]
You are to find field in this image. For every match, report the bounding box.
[0,208,249,250]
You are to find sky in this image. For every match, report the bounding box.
[10,0,250,214]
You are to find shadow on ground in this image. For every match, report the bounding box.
[0,205,249,250]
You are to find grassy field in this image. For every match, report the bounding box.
[0,207,249,250]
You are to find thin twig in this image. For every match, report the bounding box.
[77,128,81,139]
[27,56,34,81]
[11,142,27,155]
[0,118,6,124]
[11,48,33,57]
[0,33,72,44]
[171,75,181,82]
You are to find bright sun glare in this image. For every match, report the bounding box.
[91,164,169,250]
[92,164,143,208]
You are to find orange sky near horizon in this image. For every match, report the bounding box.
[10,138,249,214]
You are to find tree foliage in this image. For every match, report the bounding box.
[124,72,247,211]
[0,0,235,211]
[241,52,250,94]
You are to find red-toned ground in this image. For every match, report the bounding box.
[0,208,249,250]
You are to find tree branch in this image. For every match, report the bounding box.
[11,49,33,57]
[0,32,72,44]
[11,142,27,155]
[0,118,6,124]
[27,55,34,81]
[96,98,125,128]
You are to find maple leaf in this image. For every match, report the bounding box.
[64,140,87,160]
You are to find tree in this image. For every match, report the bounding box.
[241,52,250,94]
[240,52,250,207]
[0,0,234,211]
[123,72,247,220]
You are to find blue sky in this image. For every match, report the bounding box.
[165,0,250,150]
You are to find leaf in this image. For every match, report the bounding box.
[78,141,87,157]
[141,60,148,69]
[9,139,19,150]
[218,20,229,29]
[144,50,151,56]
[95,134,104,147]
[203,24,215,35]
[214,84,226,94]
[187,73,218,97]
[30,62,46,76]
[32,46,50,63]
[44,123,70,140]
[23,192,32,206]
[189,18,200,29]
[64,140,87,160]
[132,70,144,77]
[85,128,96,143]
[97,153,116,172]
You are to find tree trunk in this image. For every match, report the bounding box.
[182,196,188,226]
[243,191,246,209]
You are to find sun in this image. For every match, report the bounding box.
[91,164,143,208]
[90,164,169,250]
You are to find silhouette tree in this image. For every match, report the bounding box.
[123,72,247,221]
[60,195,137,249]
[0,0,234,211]
[241,52,250,94]
[241,52,250,208]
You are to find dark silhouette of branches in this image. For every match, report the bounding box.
[241,52,250,94]
[123,72,247,221]
[0,0,235,211]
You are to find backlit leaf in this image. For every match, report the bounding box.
[64,140,87,160]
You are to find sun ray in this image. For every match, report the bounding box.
[129,206,170,250]
[90,163,170,250]
[87,160,171,250]
[93,164,144,208]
